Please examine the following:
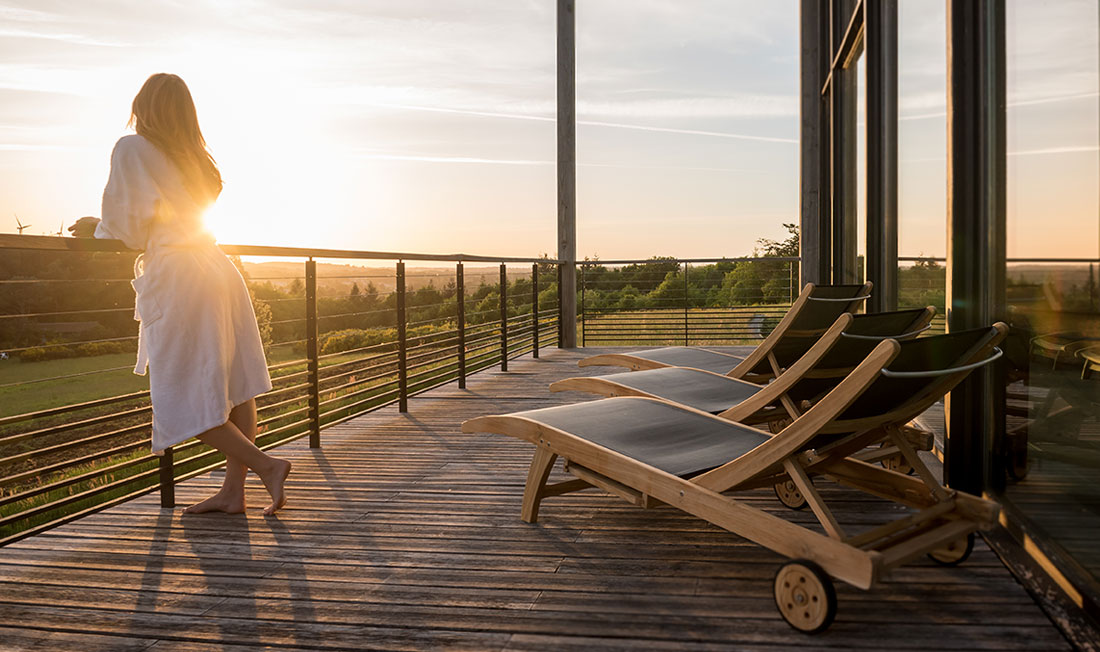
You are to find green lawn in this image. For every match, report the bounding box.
[0,353,149,418]
[0,343,368,419]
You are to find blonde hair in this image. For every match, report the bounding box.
[129,73,222,205]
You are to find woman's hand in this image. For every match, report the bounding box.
[67,216,100,238]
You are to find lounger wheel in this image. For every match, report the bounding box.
[927,532,975,566]
[768,417,793,434]
[774,559,837,634]
[774,479,808,510]
[879,444,915,475]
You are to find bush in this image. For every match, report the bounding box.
[317,323,457,356]
[19,345,75,362]
[18,339,134,362]
[75,342,125,357]
[320,328,397,355]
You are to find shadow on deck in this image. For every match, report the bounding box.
[0,347,1071,650]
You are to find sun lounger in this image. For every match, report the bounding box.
[462,323,1006,633]
[552,307,935,424]
[578,282,872,379]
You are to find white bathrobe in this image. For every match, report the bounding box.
[96,134,272,452]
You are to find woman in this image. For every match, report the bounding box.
[72,73,290,515]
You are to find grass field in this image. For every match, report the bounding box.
[0,345,318,419]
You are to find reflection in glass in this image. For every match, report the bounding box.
[1002,0,1100,586]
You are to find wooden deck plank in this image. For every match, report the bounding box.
[0,347,1071,650]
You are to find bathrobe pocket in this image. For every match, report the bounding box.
[131,273,164,326]
[131,271,163,376]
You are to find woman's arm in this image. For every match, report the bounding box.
[96,136,160,249]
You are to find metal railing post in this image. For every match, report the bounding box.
[532,262,539,358]
[397,261,408,412]
[683,261,689,346]
[305,258,321,447]
[790,260,797,303]
[457,262,466,389]
[500,263,508,371]
[557,263,564,348]
[580,264,586,347]
[159,447,174,508]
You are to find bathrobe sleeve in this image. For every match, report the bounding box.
[95,136,161,250]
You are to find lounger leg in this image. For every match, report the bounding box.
[886,427,952,502]
[522,447,558,523]
[783,458,846,540]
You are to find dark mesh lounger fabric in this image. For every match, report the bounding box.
[627,347,744,374]
[514,397,770,478]
[581,367,762,414]
[837,326,994,422]
[746,284,869,374]
[785,308,933,403]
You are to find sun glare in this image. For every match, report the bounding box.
[184,57,363,248]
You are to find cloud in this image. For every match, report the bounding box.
[364,102,797,143]
[0,27,127,47]
[352,149,776,174]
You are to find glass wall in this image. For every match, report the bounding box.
[807,0,1100,610]
[897,0,947,332]
[575,0,799,261]
[856,55,867,284]
[1002,0,1100,586]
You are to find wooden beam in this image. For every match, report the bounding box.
[799,0,831,285]
[944,0,1007,493]
[864,0,898,312]
[557,0,577,348]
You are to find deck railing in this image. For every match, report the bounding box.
[0,234,560,544]
[577,257,800,345]
[0,234,813,545]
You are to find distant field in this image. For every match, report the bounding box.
[0,344,305,419]
[579,306,786,346]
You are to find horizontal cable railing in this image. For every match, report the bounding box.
[0,234,561,545]
[577,257,800,346]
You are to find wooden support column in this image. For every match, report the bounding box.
[557,0,577,347]
[945,0,1006,494]
[800,0,832,286]
[865,0,899,312]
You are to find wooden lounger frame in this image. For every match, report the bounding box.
[577,281,873,381]
[462,323,1007,599]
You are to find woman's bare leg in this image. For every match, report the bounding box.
[183,400,260,514]
[182,406,291,515]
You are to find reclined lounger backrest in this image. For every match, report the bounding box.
[783,307,936,404]
[735,282,872,381]
[808,324,1007,453]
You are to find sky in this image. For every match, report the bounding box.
[0,0,1097,260]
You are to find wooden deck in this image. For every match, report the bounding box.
[0,347,1071,651]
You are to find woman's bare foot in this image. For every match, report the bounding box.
[182,490,245,514]
[259,458,292,516]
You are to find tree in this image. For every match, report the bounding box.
[756,223,799,258]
